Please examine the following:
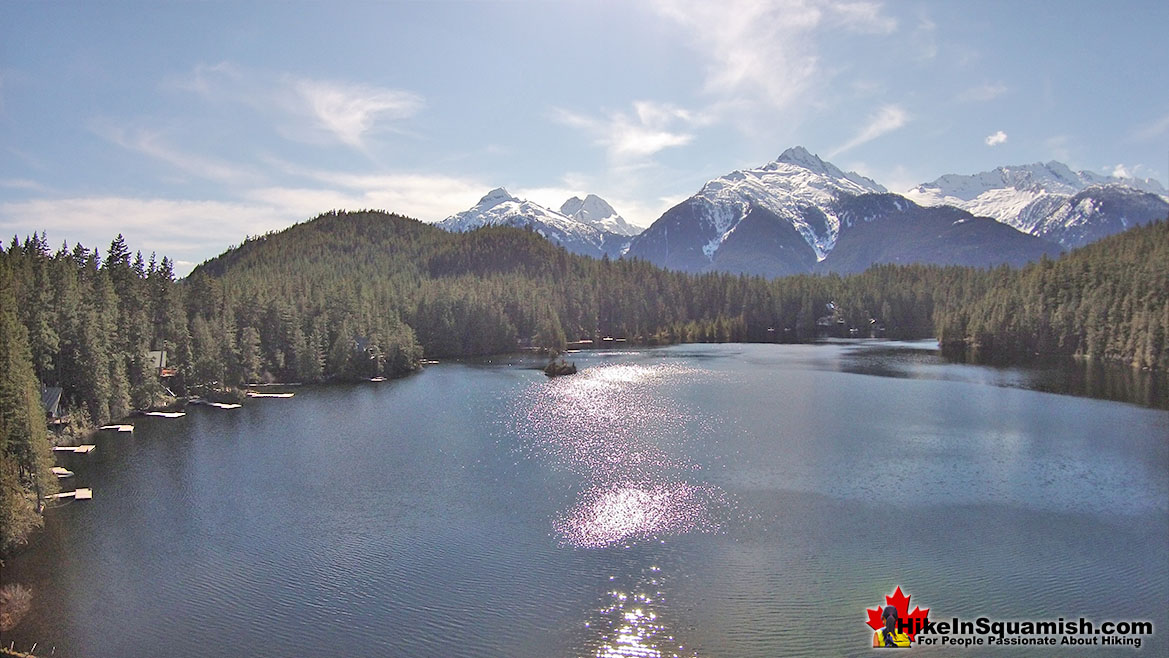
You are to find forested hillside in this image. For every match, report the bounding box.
[937,218,1169,369]
[2,210,1166,552]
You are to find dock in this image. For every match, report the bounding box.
[246,391,295,398]
[47,488,92,500]
[51,466,74,478]
[143,411,185,418]
[370,376,386,382]
[189,398,242,409]
[99,424,134,432]
[52,444,96,453]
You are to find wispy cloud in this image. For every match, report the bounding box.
[553,101,707,161]
[93,122,260,184]
[828,105,909,157]
[1132,111,1169,140]
[0,178,48,192]
[1111,164,1130,179]
[647,0,898,135]
[0,196,291,274]
[290,78,424,150]
[985,130,1008,146]
[650,0,823,111]
[168,63,424,152]
[828,1,898,34]
[913,14,938,61]
[261,161,490,222]
[959,83,1007,103]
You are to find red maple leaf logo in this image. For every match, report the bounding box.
[866,586,930,641]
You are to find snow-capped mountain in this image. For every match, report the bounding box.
[438,188,630,258]
[626,147,1058,277]
[559,194,641,237]
[905,162,1169,248]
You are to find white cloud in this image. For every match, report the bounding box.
[959,83,1007,103]
[650,0,823,111]
[0,196,291,275]
[914,15,938,61]
[168,63,424,152]
[985,130,1008,146]
[828,105,909,157]
[650,0,896,113]
[1132,111,1169,140]
[0,170,491,275]
[828,1,898,34]
[1111,164,1130,179]
[93,122,260,184]
[0,178,48,192]
[290,78,424,150]
[258,163,490,222]
[553,101,706,161]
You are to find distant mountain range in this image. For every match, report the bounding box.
[625,147,1061,276]
[438,188,632,258]
[905,162,1168,248]
[438,148,1167,277]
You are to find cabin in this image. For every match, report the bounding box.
[40,385,69,427]
[147,349,176,378]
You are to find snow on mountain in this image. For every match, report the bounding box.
[626,147,886,272]
[560,194,641,237]
[905,162,1169,248]
[437,188,629,258]
[626,147,1060,277]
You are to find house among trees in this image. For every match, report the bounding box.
[40,384,68,427]
[148,349,175,378]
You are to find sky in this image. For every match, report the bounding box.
[2,0,1167,275]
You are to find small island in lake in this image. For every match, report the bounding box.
[544,358,578,377]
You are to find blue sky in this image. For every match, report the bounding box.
[2,0,1167,274]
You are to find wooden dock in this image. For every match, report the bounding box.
[51,466,74,478]
[47,488,91,500]
[99,424,134,432]
[143,411,185,418]
[246,391,295,398]
[52,444,96,453]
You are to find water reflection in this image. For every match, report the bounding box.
[584,565,696,658]
[513,362,730,655]
[839,340,1169,409]
[557,482,726,549]
[514,362,732,548]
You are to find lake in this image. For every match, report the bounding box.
[4,341,1167,656]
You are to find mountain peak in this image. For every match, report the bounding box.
[560,194,641,237]
[478,187,516,208]
[776,146,822,168]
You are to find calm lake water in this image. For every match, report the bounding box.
[4,341,1168,657]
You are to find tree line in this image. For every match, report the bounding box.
[2,209,1165,553]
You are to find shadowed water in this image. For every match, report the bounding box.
[4,341,1167,657]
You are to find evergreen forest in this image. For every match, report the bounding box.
[2,209,1166,553]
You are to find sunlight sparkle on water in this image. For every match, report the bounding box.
[558,482,726,548]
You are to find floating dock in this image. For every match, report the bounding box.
[47,488,92,500]
[143,411,186,418]
[99,424,134,433]
[51,466,74,478]
[246,391,295,398]
[370,376,386,382]
[52,445,96,453]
